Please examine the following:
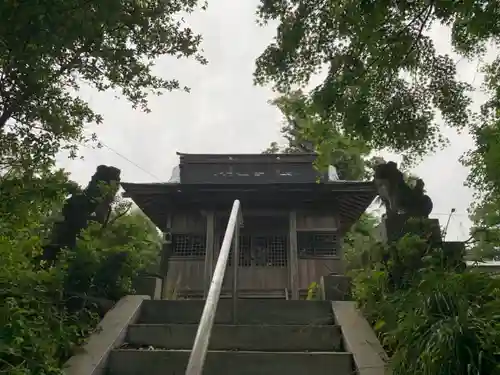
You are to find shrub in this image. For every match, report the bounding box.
[0,171,161,374]
[0,228,98,375]
[351,233,500,375]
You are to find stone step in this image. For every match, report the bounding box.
[126,324,342,351]
[137,299,334,325]
[107,349,353,375]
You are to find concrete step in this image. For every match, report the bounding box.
[107,349,353,375]
[137,299,334,325]
[126,324,342,351]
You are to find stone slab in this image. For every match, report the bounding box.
[126,323,342,351]
[332,301,389,375]
[138,299,334,325]
[63,295,150,375]
[107,349,353,375]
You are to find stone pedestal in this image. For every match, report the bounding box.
[382,214,441,244]
[379,214,465,270]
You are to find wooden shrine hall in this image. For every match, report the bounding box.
[121,152,377,299]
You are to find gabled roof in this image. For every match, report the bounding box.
[121,181,377,234]
[122,151,376,233]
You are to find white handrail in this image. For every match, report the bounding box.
[185,200,241,375]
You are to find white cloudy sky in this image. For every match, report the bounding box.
[57,1,496,241]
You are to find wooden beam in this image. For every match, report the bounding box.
[211,209,289,217]
[204,211,215,298]
[289,211,299,300]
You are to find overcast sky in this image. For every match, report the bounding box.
[57,1,496,241]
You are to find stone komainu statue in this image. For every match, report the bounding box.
[373,161,433,218]
[41,165,121,264]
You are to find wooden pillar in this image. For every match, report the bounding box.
[336,214,346,274]
[289,210,299,300]
[203,211,215,298]
[160,215,172,300]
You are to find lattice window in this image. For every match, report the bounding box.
[219,234,288,267]
[253,235,287,267]
[172,234,206,257]
[297,231,338,257]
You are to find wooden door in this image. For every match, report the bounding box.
[215,214,289,295]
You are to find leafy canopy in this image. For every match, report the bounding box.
[255,0,500,161]
[0,0,205,373]
[0,0,207,169]
[256,0,500,260]
[462,78,500,259]
[263,90,372,179]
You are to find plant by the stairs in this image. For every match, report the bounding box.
[0,168,162,375]
[306,282,320,301]
[351,233,500,375]
[0,167,95,375]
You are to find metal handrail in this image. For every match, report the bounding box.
[185,200,242,375]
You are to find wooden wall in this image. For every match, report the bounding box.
[171,210,205,233]
[222,267,288,292]
[165,259,205,293]
[162,208,343,299]
[293,210,342,296]
[296,211,339,232]
[297,259,343,290]
[163,210,207,297]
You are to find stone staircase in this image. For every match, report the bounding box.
[108,299,349,375]
[64,297,386,375]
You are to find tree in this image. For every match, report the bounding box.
[352,232,500,375]
[0,163,81,243]
[0,1,200,371]
[0,166,162,374]
[255,0,500,261]
[254,0,500,162]
[343,213,381,270]
[264,91,382,269]
[462,100,500,260]
[65,205,162,303]
[0,0,207,169]
[254,6,500,372]
[263,90,371,180]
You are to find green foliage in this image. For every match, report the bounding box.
[263,90,373,179]
[0,168,90,374]
[65,206,161,301]
[351,230,500,375]
[0,232,98,375]
[254,0,500,263]
[255,0,500,162]
[0,168,161,374]
[0,0,207,168]
[256,2,500,373]
[466,193,500,260]
[306,281,320,301]
[462,62,500,260]
[0,167,73,235]
[343,213,380,270]
[257,8,500,371]
[0,1,201,372]
[388,272,500,375]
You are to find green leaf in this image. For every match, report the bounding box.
[374,319,386,331]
